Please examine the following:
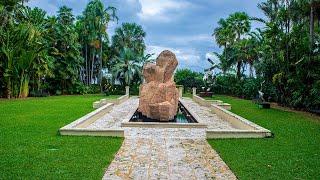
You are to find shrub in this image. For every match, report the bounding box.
[212,75,276,100]
[174,69,205,93]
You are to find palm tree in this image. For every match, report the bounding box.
[77,0,117,88]
[213,19,235,48]
[87,0,117,90]
[0,6,52,98]
[112,48,143,86]
[228,12,251,40]
[227,12,251,78]
[111,23,146,56]
[213,12,250,79]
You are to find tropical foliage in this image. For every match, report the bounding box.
[174,69,205,93]
[212,0,320,110]
[0,0,148,98]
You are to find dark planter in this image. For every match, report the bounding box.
[199,92,213,97]
[258,102,270,109]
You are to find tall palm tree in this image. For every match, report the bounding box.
[77,0,117,88]
[228,12,251,40]
[227,12,251,78]
[111,23,146,56]
[213,18,235,48]
[112,48,143,86]
[213,18,235,66]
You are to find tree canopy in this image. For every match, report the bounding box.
[0,0,148,98]
[211,0,320,110]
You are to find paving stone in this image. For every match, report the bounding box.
[86,97,139,129]
[65,97,238,179]
[180,98,237,130]
[103,128,237,180]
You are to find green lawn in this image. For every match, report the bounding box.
[208,95,320,179]
[0,95,123,179]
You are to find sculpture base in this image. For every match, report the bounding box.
[132,102,197,123]
[258,102,270,109]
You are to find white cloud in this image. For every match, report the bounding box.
[168,34,213,45]
[146,45,202,70]
[137,0,189,22]
[27,0,58,15]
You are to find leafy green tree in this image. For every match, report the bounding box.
[111,48,143,86]
[47,6,83,94]
[174,69,205,92]
[0,5,52,98]
[77,0,117,90]
[212,0,320,110]
[213,12,251,79]
[111,23,146,56]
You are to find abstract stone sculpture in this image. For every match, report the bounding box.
[138,50,179,121]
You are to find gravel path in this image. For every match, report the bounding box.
[103,127,237,180]
[86,97,139,129]
[180,98,237,130]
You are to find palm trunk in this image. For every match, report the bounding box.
[85,44,88,85]
[285,0,290,64]
[249,63,253,77]
[224,43,228,75]
[7,77,11,99]
[236,33,241,79]
[310,1,315,53]
[19,72,29,98]
[99,37,103,92]
[91,50,95,84]
[237,61,242,79]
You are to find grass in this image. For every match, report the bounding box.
[207,95,320,179]
[0,94,123,179]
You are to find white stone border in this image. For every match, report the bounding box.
[60,128,124,137]
[60,94,133,137]
[193,94,231,110]
[211,104,270,131]
[93,86,130,108]
[93,94,129,108]
[59,91,272,138]
[190,90,272,138]
[60,103,114,129]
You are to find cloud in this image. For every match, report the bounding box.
[146,45,202,71]
[27,0,265,72]
[137,0,189,22]
[167,34,213,45]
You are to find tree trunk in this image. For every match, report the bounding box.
[99,37,103,93]
[237,61,242,79]
[6,77,11,99]
[285,0,290,64]
[85,44,88,85]
[310,1,315,53]
[249,63,253,77]
[18,72,29,98]
[91,50,95,85]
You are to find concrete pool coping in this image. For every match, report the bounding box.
[121,98,208,128]
[59,96,272,139]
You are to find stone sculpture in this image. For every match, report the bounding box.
[138,50,179,121]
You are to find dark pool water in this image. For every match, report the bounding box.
[129,102,198,123]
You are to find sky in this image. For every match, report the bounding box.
[27,0,265,72]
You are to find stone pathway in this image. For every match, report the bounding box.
[180,98,237,130]
[86,97,139,129]
[103,128,237,180]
